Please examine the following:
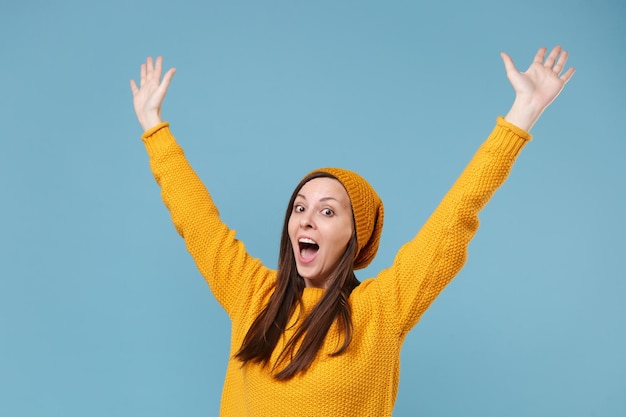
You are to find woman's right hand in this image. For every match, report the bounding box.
[130,56,176,132]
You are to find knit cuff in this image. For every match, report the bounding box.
[141,122,177,157]
[488,116,532,157]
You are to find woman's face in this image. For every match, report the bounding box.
[288,177,354,288]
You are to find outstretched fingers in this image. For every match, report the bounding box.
[130,58,151,95]
[156,67,176,97]
[129,55,176,131]
[500,52,518,75]
[560,66,576,84]
[553,50,575,83]
[145,56,155,83]
[542,45,561,69]
[503,45,575,131]
[130,60,148,95]
[154,56,163,84]
[552,50,567,75]
[543,46,576,84]
[532,47,548,67]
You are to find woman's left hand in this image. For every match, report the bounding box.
[502,46,575,131]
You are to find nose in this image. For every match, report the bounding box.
[300,211,314,229]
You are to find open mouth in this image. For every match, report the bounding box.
[298,238,319,261]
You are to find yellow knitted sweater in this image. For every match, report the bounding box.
[142,117,530,416]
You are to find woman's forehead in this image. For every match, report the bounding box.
[298,178,351,207]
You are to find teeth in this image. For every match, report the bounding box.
[299,237,317,245]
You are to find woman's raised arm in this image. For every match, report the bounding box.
[373,46,574,333]
[129,57,272,316]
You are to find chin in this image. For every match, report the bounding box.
[296,267,327,286]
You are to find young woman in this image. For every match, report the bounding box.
[130,46,574,416]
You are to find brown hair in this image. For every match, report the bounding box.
[235,172,360,380]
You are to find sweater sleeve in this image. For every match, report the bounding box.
[375,117,531,335]
[142,123,272,316]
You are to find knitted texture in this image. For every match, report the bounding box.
[142,117,530,416]
[307,167,384,269]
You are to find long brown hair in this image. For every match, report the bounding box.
[235,172,360,380]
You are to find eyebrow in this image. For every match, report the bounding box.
[296,194,341,203]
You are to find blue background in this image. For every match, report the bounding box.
[1,0,625,415]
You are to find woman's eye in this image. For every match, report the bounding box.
[322,208,334,216]
[294,205,305,213]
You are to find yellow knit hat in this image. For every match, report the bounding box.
[306,168,384,270]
